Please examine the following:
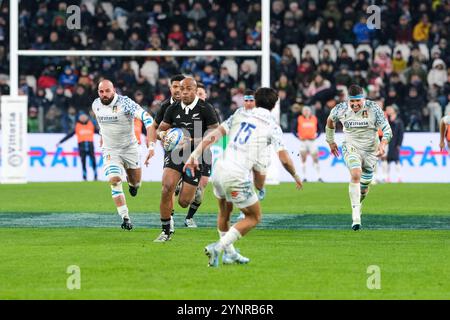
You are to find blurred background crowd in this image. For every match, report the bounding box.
[0,0,449,134]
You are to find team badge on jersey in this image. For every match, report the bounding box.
[362,110,368,118]
[112,106,118,113]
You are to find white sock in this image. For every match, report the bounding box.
[302,162,307,178]
[314,162,320,178]
[218,230,237,255]
[216,227,242,252]
[117,205,129,220]
[349,182,361,223]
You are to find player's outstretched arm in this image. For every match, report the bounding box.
[133,107,157,165]
[326,117,340,157]
[144,122,157,167]
[56,130,75,146]
[439,118,447,151]
[278,150,303,189]
[183,125,226,176]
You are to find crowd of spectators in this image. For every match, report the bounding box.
[270,0,450,132]
[0,0,449,134]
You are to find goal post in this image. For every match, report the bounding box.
[5,0,281,184]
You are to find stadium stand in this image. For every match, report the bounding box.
[0,0,449,134]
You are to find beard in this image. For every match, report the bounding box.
[100,95,114,105]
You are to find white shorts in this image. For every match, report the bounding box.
[102,144,141,177]
[342,143,377,173]
[299,139,318,155]
[212,161,258,209]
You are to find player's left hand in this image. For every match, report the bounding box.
[183,156,199,177]
[329,142,340,157]
[144,149,155,166]
[376,141,387,157]
[294,175,303,190]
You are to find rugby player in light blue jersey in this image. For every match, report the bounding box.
[325,84,392,231]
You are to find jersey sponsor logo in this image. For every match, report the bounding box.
[98,115,119,123]
[344,120,369,128]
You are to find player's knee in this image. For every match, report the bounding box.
[254,211,262,225]
[178,197,192,208]
[161,182,175,197]
[199,177,209,188]
[109,176,122,186]
[350,171,361,182]
[247,213,261,226]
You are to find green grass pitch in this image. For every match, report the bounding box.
[0,182,449,299]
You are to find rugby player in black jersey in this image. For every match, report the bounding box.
[154,77,219,242]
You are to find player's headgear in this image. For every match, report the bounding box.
[244,89,255,101]
[348,84,365,100]
[255,87,278,111]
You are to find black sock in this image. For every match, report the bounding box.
[161,218,171,235]
[171,209,174,216]
[186,201,201,219]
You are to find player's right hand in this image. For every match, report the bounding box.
[440,141,446,151]
[159,130,167,142]
[183,156,199,177]
[144,149,155,167]
[329,142,340,157]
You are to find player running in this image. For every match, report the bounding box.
[155,77,219,242]
[184,87,303,267]
[178,82,220,228]
[236,89,268,221]
[92,79,156,230]
[325,84,392,230]
[154,74,185,234]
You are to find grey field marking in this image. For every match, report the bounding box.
[0,213,449,230]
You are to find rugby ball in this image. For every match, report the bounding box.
[163,128,184,152]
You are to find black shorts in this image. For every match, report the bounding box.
[200,149,212,177]
[78,142,94,158]
[201,163,211,177]
[163,151,201,186]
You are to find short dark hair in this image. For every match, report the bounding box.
[255,87,278,111]
[170,74,185,85]
[244,89,254,96]
[348,84,363,96]
[197,82,205,89]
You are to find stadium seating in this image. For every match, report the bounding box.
[0,0,447,134]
